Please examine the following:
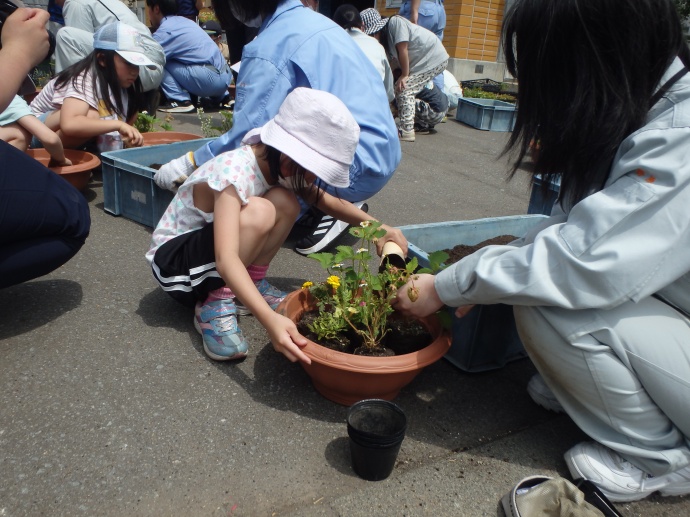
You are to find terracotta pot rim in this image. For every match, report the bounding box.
[280,290,451,373]
[26,148,101,175]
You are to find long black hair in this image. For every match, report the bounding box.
[54,50,143,121]
[503,0,690,208]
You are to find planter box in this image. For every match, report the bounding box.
[528,175,561,215]
[398,215,549,372]
[101,138,214,228]
[456,98,516,132]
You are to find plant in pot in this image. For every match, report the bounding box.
[277,220,451,405]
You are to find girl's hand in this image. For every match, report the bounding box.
[118,122,144,148]
[395,75,408,94]
[376,224,408,257]
[265,313,312,364]
[49,157,73,167]
[392,273,444,318]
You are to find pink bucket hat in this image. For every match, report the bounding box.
[259,88,360,188]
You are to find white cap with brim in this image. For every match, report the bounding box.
[93,22,159,70]
[116,51,158,70]
[258,88,359,189]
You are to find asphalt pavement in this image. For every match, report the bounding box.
[1,110,687,516]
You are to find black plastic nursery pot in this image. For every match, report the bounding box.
[346,399,407,481]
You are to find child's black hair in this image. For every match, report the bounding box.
[502,0,690,208]
[145,0,178,17]
[260,144,324,206]
[333,4,362,31]
[54,50,143,121]
[211,0,282,35]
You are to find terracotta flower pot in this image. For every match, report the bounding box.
[26,148,101,191]
[277,289,452,406]
[141,132,203,146]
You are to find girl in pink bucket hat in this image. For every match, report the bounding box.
[147,87,369,364]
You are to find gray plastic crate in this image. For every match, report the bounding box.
[398,215,548,372]
[455,98,517,131]
[101,138,214,228]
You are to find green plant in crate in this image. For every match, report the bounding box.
[134,111,174,133]
[304,221,449,351]
[463,88,516,103]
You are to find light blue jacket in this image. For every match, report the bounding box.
[193,0,401,201]
[436,58,690,318]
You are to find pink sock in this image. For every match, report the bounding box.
[206,287,234,302]
[247,264,268,283]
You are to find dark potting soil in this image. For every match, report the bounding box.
[297,311,432,357]
[442,235,517,264]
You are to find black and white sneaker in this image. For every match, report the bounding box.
[158,100,195,113]
[294,202,368,256]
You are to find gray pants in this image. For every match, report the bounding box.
[54,27,165,93]
[515,297,690,477]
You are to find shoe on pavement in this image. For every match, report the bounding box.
[399,128,415,142]
[565,442,690,502]
[235,278,287,316]
[527,374,565,413]
[194,299,248,361]
[158,100,195,113]
[294,202,368,256]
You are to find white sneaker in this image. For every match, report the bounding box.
[565,442,690,502]
[527,374,564,413]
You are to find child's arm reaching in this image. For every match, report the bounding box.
[58,97,144,148]
[305,188,409,257]
[19,116,71,166]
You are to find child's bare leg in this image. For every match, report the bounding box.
[238,189,300,267]
[0,124,30,151]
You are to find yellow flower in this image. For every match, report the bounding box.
[302,281,313,289]
[326,275,340,289]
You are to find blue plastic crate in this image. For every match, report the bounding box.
[455,98,516,131]
[528,175,561,215]
[398,215,548,372]
[101,138,214,228]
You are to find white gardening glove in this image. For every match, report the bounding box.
[154,152,196,191]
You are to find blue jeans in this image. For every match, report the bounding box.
[0,141,90,288]
[399,0,447,90]
[161,61,232,103]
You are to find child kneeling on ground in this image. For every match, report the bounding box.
[146,88,360,364]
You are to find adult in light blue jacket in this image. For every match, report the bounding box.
[394,0,690,505]
[154,0,402,255]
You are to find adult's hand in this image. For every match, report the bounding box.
[1,8,50,69]
[392,273,444,318]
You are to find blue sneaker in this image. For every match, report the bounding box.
[193,299,248,361]
[235,279,287,316]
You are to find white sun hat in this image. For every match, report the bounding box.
[259,88,360,188]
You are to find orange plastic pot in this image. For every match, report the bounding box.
[26,148,100,191]
[277,289,451,406]
[141,132,203,146]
